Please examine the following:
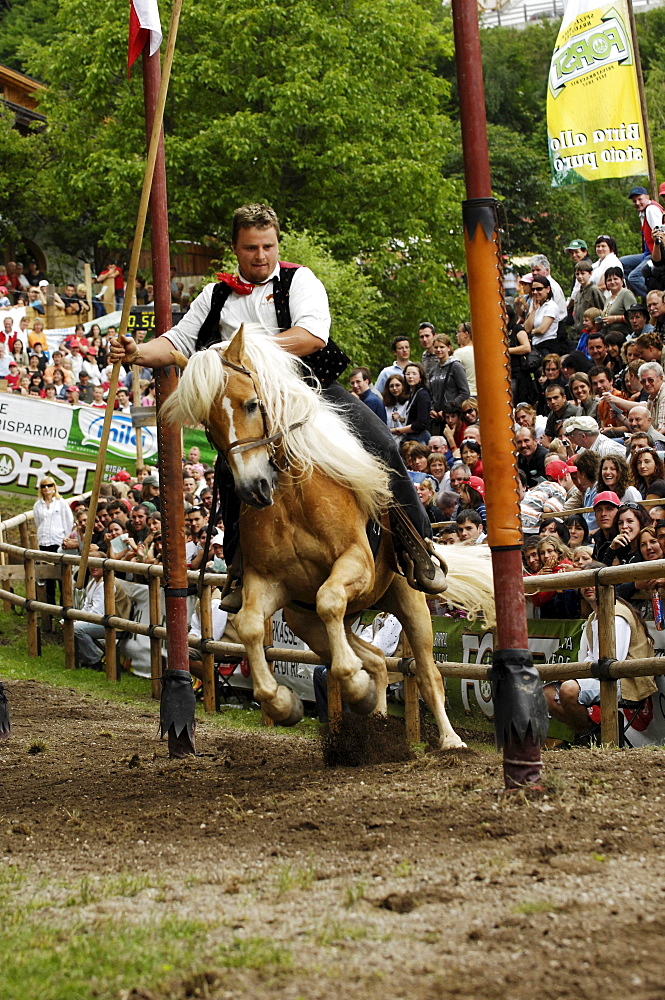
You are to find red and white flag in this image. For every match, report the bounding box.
[128,0,162,76]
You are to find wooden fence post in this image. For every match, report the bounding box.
[104,565,117,682]
[24,554,39,658]
[597,581,619,745]
[327,670,343,728]
[0,524,10,613]
[149,574,162,700]
[61,563,76,669]
[261,615,275,727]
[84,263,94,320]
[200,584,216,714]
[400,632,421,744]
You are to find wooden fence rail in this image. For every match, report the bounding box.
[3,510,665,744]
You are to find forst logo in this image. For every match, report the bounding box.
[549,12,631,96]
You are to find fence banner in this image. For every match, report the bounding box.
[0,392,213,497]
[547,0,648,187]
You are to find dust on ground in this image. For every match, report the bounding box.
[2,679,665,1000]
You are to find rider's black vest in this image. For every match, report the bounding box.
[194,263,350,388]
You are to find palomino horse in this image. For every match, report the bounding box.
[165,327,494,750]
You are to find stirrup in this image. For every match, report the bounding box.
[390,507,447,595]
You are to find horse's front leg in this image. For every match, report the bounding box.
[234,572,303,726]
[379,578,466,750]
[316,546,378,715]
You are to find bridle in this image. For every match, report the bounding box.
[197,351,306,599]
[212,353,305,470]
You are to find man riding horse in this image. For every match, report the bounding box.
[109,203,446,607]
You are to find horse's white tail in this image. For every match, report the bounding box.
[433,542,496,629]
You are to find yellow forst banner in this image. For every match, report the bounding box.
[547,0,648,187]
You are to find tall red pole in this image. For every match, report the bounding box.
[142,46,195,757]
[451,0,548,789]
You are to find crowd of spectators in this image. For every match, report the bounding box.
[348,188,665,738]
[33,444,224,681]
[0,312,160,406]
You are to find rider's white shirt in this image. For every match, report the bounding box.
[164,262,331,357]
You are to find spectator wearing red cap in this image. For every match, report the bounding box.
[6,360,20,388]
[591,491,621,565]
[0,285,11,308]
[545,457,577,503]
[458,474,486,529]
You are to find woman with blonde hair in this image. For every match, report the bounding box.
[33,477,74,610]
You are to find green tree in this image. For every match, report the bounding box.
[27,0,460,255]
[0,0,59,73]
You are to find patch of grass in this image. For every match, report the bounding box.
[393,859,414,878]
[218,937,292,969]
[0,911,208,1000]
[344,880,367,908]
[274,860,316,894]
[512,899,560,915]
[313,919,378,946]
[64,872,157,908]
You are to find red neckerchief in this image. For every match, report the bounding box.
[215,272,257,296]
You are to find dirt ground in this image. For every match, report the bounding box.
[2,679,665,1000]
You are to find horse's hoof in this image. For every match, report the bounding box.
[349,677,378,716]
[439,736,467,751]
[278,688,304,727]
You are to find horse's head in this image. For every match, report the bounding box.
[208,325,279,509]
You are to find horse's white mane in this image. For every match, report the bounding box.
[163,328,392,521]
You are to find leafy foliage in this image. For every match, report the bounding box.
[0,0,59,72]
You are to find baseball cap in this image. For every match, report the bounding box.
[8,360,18,367]
[142,474,159,487]
[593,491,621,507]
[38,279,49,288]
[211,532,225,547]
[467,475,485,497]
[112,470,131,482]
[563,415,599,435]
[565,239,588,251]
[546,459,575,481]
[0,285,7,296]
[626,303,649,316]
[518,273,534,284]
[629,187,649,198]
